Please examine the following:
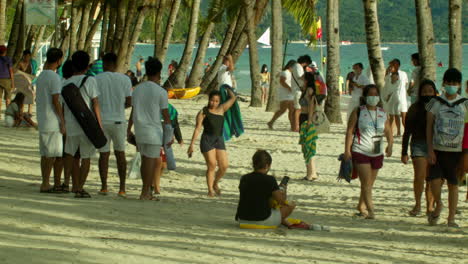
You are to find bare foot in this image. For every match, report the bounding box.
[207,191,215,197]
[267,122,273,130]
[140,194,159,201]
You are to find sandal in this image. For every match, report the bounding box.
[75,190,92,198]
[302,176,318,181]
[61,184,70,193]
[117,191,127,198]
[40,187,55,193]
[428,213,440,226]
[408,208,421,217]
[98,189,109,196]
[447,222,459,228]
[288,222,310,230]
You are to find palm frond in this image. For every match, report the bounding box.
[282,0,318,39]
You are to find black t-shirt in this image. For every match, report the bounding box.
[235,172,280,221]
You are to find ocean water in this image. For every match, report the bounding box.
[131,43,468,94]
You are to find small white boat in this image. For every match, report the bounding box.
[208,42,220,48]
[380,46,390,51]
[341,40,352,46]
[257,28,271,48]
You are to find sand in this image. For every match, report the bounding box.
[0,96,466,264]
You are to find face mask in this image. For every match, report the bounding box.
[444,85,459,95]
[366,96,380,106]
[419,96,434,104]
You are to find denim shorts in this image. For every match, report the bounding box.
[410,140,428,158]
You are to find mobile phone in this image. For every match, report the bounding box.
[280,176,290,186]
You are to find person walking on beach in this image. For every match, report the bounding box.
[0,45,14,114]
[62,51,102,198]
[127,57,173,200]
[17,49,38,76]
[217,54,234,90]
[344,84,393,219]
[390,59,409,131]
[347,63,370,120]
[409,53,421,105]
[383,65,403,136]
[187,86,237,197]
[345,70,355,95]
[95,53,132,197]
[136,58,144,81]
[267,60,296,130]
[36,48,65,193]
[260,64,270,105]
[291,55,312,132]
[426,68,468,227]
[401,79,437,217]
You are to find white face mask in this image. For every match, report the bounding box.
[366,96,380,106]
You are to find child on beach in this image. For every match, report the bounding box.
[426,68,468,227]
[4,92,37,128]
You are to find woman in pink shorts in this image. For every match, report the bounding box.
[344,85,394,219]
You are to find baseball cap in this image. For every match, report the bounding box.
[311,61,318,68]
[0,45,7,53]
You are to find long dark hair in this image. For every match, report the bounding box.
[261,64,268,73]
[12,92,25,109]
[359,84,381,107]
[416,79,438,106]
[283,60,296,71]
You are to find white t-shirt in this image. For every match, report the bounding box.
[351,73,371,99]
[132,81,168,145]
[291,63,304,92]
[62,75,100,137]
[278,70,294,101]
[36,70,62,132]
[352,106,387,157]
[95,72,132,124]
[398,70,409,111]
[217,64,233,87]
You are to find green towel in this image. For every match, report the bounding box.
[299,121,318,163]
[220,85,244,141]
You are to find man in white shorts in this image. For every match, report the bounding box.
[95,53,132,197]
[347,63,370,120]
[291,55,311,131]
[36,48,65,193]
[62,51,102,198]
[128,57,173,200]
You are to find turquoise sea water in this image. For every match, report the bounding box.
[131,43,468,94]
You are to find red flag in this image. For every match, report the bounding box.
[316,18,322,40]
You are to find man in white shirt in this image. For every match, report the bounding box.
[347,63,370,120]
[62,50,102,198]
[409,53,421,105]
[217,54,234,90]
[392,59,409,129]
[127,57,172,200]
[95,53,132,197]
[291,55,311,131]
[36,48,65,193]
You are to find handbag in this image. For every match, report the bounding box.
[311,96,330,134]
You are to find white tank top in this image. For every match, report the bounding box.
[352,105,387,157]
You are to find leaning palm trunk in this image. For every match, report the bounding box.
[153,0,167,58]
[245,0,262,107]
[84,7,104,53]
[116,0,138,71]
[113,0,128,53]
[100,2,110,54]
[12,1,26,65]
[415,0,436,81]
[157,0,181,64]
[7,0,24,58]
[0,0,6,45]
[106,5,117,53]
[324,0,342,124]
[186,22,216,88]
[448,0,462,70]
[25,25,39,51]
[69,3,82,57]
[163,0,201,89]
[362,0,385,91]
[77,4,92,51]
[31,26,46,59]
[200,15,238,92]
[124,2,151,70]
[266,0,283,112]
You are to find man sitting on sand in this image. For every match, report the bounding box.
[235,150,296,228]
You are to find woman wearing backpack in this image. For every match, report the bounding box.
[344,85,393,219]
[426,69,468,227]
[401,80,437,217]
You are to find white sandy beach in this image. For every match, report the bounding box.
[0,96,467,264]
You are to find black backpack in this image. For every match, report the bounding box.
[61,77,107,149]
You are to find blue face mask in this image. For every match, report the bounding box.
[366,96,380,106]
[444,85,459,95]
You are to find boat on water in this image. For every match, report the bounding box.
[208,42,220,48]
[168,87,201,99]
[380,46,390,51]
[341,40,352,46]
[257,28,271,48]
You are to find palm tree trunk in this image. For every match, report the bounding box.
[124,1,151,71]
[186,22,215,88]
[200,14,238,92]
[163,0,201,89]
[157,0,181,64]
[266,0,283,112]
[69,3,82,57]
[12,0,25,65]
[116,0,137,72]
[7,0,24,58]
[77,4,92,51]
[362,0,385,91]
[415,0,436,81]
[0,0,7,45]
[106,5,117,53]
[25,25,38,51]
[448,0,462,70]
[100,1,110,54]
[31,26,46,59]
[325,0,342,124]
[153,0,167,58]
[85,7,104,53]
[245,0,262,107]
[113,0,128,53]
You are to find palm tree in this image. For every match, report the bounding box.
[448,0,462,70]
[362,0,385,91]
[7,0,24,57]
[153,0,167,58]
[325,0,342,124]
[157,0,182,64]
[187,0,223,88]
[415,0,436,81]
[69,1,82,56]
[0,0,7,45]
[266,0,283,112]
[245,0,262,107]
[164,0,201,89]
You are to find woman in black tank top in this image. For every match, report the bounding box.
[188,88,237,197]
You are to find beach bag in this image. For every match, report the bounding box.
[61,77,107,149]
[314,75,327,96]
[311,96,330,134]
[433,97,467,149]
[127,153,141,179]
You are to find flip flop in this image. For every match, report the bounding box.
[75,190,92,198]
[61,184,70,193]
[447,222,459,228]
[408,208,421,217]
[40,188,55,193]
[98,189,109,196]
[302,177,318,181]
[288,222,310,230]
[428,213,440,226]
[117,192,127,198]
[353,212,367,218]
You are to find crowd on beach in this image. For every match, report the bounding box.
[0,43,467,230]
